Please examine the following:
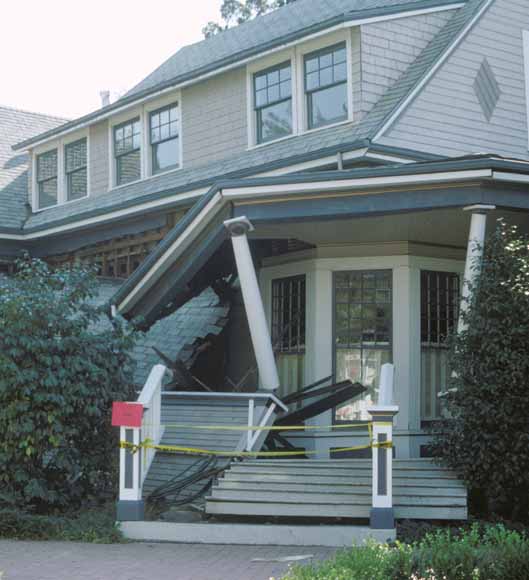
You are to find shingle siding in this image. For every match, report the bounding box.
[89,121,110,196]
[379,0,529,159]
[182,67,248,169]
[360,10,454,117]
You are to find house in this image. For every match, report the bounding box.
[2,0,529,545]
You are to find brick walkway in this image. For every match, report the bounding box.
[0,541,335,580]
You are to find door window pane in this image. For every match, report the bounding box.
[334,270,392,422]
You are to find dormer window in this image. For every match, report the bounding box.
[304,43,348,130]
[150,103,179,174]
[65,138,87,201]
[114,118,141,185]
[37,149,58,209]
[254,62,292,144]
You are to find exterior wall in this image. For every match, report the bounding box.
[182,67,248,170]
[359,10,454,118]
[379,0,529,159]
[259,244,465,459]
[89,120,109,197]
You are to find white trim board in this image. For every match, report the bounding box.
[523,30,529,151]
[16,4,463,152]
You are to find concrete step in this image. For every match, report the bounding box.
[205,501,467,520]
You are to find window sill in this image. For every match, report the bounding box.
[32,193,90,213]
[247,117,353,151]
[109,165,183,192]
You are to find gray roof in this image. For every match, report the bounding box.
[18,0,490,234]
[0,106,67,229]
[13,0,465,152]
[125,0,464,98]
[95,279,229,386]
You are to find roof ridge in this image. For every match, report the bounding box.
[0,103,69,123]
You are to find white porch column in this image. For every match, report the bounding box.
[224,217,280,391]
[458,205,495,333]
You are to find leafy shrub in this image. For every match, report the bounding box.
[0,505,124,543]
[433,220,529,520]
[0,256,137,510]
[284,525,529,580]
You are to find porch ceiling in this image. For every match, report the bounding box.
[247,208,529,248]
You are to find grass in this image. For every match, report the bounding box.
[0,504,125,543]
[283,525,529,580]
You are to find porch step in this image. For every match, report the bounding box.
[142,396,275,505]
[206,458,468,521]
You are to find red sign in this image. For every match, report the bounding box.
[112,402,143,428]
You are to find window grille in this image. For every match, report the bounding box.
[65,138,87,201]
[254,62,292,144]
[37,149,58,208]
[114,118,141,185]
[150,103,179,174]
[304,43,348,130]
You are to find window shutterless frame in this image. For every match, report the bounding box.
[149,102,180,174]
[304,42,348,130]
[332,269,393,424]
[36,149,59,209]
[64,137,88,201]
[113,117,141,186]
[254,61,293,144]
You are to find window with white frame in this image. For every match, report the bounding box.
[114,118,141,185]
[150,103,180,174]
[304,42,348,130]
[334,270,392,422]
[65,138,87,201]
[254,61,293,144]
[36,149,58,209]
[420,270,459,422]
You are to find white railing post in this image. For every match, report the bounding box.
[117,364,169,522]
[247,398,255,451]
[368,363,399,530]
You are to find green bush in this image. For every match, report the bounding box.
[433,220,529,519]
[0,505,125,543]
[284,525,529,580]
[0,256,137,510]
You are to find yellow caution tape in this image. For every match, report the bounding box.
[120,432,392,458]
[140,421,392,432]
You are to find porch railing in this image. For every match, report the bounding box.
[368,363,399,530]
[117,364,288,520]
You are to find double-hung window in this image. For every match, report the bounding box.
[114,118,141,186]
[65,138,87,201]
[150,103,180,174]
[304,43,348,130]
[37,149,58,209]
[254,62,293,144]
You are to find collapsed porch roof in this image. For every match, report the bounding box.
[111,154,529,328]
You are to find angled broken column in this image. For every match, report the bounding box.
[224,217,280,391]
